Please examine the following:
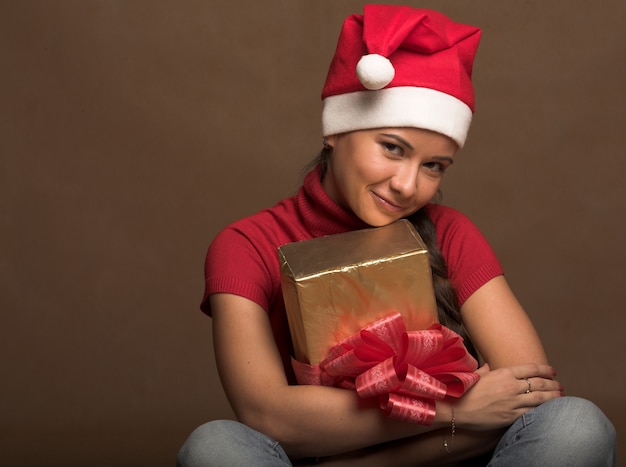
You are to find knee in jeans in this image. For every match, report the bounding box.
[573,398,616,450]
[550,397,616,456]
[177,420,238,467]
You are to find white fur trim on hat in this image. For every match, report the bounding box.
[321,86,473,147]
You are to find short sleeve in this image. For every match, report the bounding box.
[201,224,275,315]
[426,205,504,306]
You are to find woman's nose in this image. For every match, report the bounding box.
[390,166,418,196]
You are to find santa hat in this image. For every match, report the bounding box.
[321,5,481,147]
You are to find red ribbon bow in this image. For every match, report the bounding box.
[292,312,479,425]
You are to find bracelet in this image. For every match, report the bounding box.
[443,406,456,454]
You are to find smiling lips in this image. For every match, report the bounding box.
[371,191,409,213]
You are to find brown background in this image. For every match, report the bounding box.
[2,1,625,465]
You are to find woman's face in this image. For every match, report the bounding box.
[323,127,458,227]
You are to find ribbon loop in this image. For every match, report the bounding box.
[292,312,480,425]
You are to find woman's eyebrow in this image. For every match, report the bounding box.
[380,133,414,150]
[433,155,454,164]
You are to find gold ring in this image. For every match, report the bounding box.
[525,378,532,394]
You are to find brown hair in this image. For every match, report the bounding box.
[407,209,478,359]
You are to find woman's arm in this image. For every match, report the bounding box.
[451,275,563,429]
[210,292,450,458]
[211,281,561,461]
[461,275,548,368]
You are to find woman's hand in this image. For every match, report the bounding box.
[453,363,563,430]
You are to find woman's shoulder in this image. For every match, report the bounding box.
[423,203,493,249]
[210,196,302,254]
[424,204,503,304]
[424,203,475,229]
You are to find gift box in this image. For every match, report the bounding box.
[279,219,479,426]
[278,219,438,365]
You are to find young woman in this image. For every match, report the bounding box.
[178,5,616,466]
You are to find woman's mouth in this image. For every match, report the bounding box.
[371,191,406,213]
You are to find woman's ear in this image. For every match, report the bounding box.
[323,135,336,149]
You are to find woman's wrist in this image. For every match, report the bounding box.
[443,405,456,453]
[433,400,455,429]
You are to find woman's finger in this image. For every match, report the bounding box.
[508,363,556,380]
[521,376,563,394]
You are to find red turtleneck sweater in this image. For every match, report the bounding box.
[202,166,503,382]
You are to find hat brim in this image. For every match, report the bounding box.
[322,86,472,148]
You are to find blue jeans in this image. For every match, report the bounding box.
[177,397,616,466]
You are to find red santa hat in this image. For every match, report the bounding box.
[321,5,481,147]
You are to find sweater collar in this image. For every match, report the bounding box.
[298,165,369,237]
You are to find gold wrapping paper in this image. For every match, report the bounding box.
[279,219,438,365]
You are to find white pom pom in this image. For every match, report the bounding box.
[356,54,395,90]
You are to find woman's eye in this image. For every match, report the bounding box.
[382,142,402,156]
[423,161,446,173]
